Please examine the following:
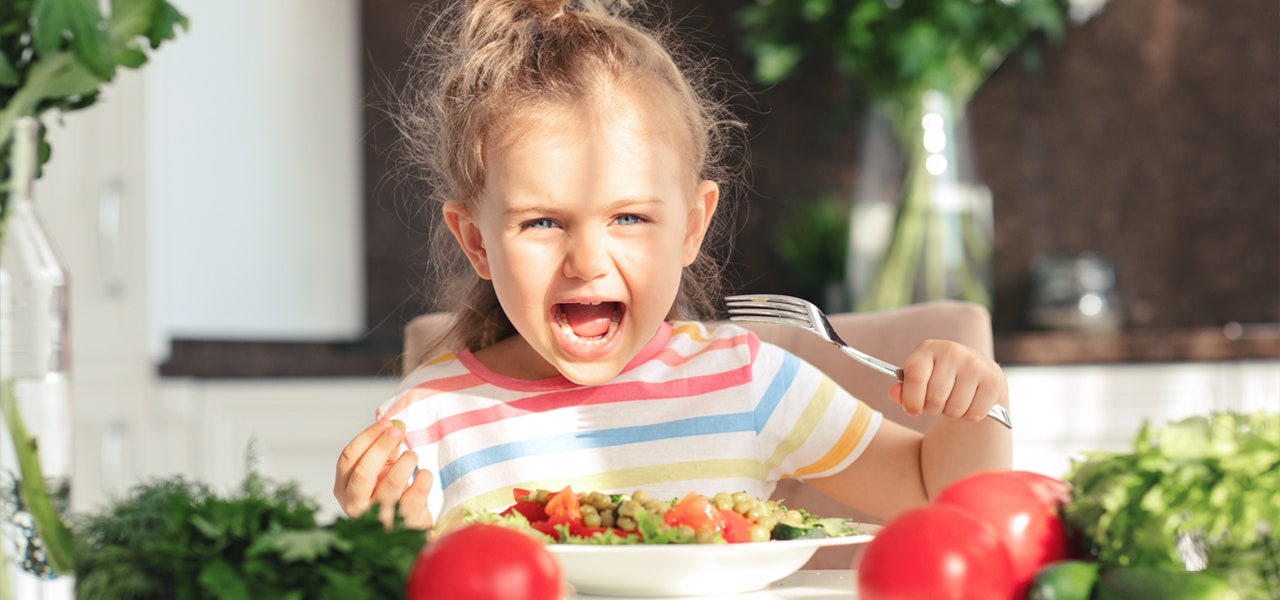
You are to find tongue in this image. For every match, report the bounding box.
[560,303,617,337]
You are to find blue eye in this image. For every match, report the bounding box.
[524,218,558,230]
[614,214,646,226]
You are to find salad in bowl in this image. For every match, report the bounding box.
[465,486,874,596]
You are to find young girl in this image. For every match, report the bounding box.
[334,0,1011,532]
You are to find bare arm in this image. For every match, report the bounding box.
[903,340,1012,496]
[803,339,1012,520]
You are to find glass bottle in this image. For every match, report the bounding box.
[0,117,75,599]
[847,90,994,312]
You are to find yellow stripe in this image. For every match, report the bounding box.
[425,351,456,366]
[671,321,710,343]
[761,376,837,473]
[436,458,768,532]
[789,402,873,478]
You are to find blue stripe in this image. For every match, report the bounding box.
[753,351,799,433]
[438,352,802,489]
[439,414,749,488]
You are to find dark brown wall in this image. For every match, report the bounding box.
[359,0,1279,343]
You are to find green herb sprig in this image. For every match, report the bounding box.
[73,469,428,600]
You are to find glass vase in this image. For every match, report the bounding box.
[846,90,994,312]
[0,117,75,599]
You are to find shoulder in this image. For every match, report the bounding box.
[666,320,764,360]
[376,351,477,419]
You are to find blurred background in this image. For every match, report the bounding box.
[12,0,1278,516]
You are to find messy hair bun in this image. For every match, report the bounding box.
[396,0,744,358]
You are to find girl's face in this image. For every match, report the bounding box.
[444,96,719,385]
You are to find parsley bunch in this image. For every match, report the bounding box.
[72,471,427,599]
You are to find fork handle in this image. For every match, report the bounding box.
[838,346,1013,429]
[836,345,901,379]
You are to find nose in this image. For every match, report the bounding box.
[562,229,610,281]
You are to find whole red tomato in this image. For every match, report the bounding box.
[856,504,1016,600]
[934,471,1070,598]
[406,523,563,600]
[1007,470,1072,508]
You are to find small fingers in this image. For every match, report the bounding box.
[941,374,977,419]
[965,377,1008,423]
[896,354,933,418]
[399,469,435,530]
[336,422,406,516]
[335,421,393,484]
[373,451,418,530]
[921,361,957,417]
[374,450,419,507]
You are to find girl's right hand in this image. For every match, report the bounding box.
[334,420,434,529]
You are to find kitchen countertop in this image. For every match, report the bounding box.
[157,326,1280,378]
[994,324,1280,365]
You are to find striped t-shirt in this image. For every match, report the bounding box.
[377,320,882,529]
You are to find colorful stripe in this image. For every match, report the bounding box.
[436,352,802,489]
[414,362,756,446]
[380,371,483,417]
[788,401,874,478]
[761,375,837,473]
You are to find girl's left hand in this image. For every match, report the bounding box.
[889,339,1007,423]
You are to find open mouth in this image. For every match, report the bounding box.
[554,301,623,346]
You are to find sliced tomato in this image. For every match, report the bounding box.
[719,509,753,543]
[498,488,550,523]
[528,519,559,539]
[663,491,725,533]
[544,486,583,522]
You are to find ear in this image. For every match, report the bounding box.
[442,200,492,280]
[682,180,720,266]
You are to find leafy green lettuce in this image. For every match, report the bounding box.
[1063,411,1279,597]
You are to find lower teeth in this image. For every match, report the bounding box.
[556,308,620,344]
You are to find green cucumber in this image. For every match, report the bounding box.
[770,518,860,540]
[1028,560,1099,600]
[1095,565,1238,600]
[771,522,828,540]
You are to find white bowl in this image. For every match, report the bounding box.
[548,533,874,597]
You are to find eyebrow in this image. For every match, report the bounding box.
[502,197,666,218]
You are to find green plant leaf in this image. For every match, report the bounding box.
[108,0,156,41]
[0,53,18,87]
[753,43,804,85]
[108,0,188,64]
[199,559,252,600]
[145,0,188,48]
[248,529,353,563]
[32,0,114,81]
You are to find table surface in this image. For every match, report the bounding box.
[570,570,857,599]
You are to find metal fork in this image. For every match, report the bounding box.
[724,294,1013,429]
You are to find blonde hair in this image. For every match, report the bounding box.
[397,0,743,356]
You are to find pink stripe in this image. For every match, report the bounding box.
[380,372,485,418]
[413,360,757,445]
[650,332,753,367]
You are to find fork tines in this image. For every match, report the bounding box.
[723,294,813,325]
